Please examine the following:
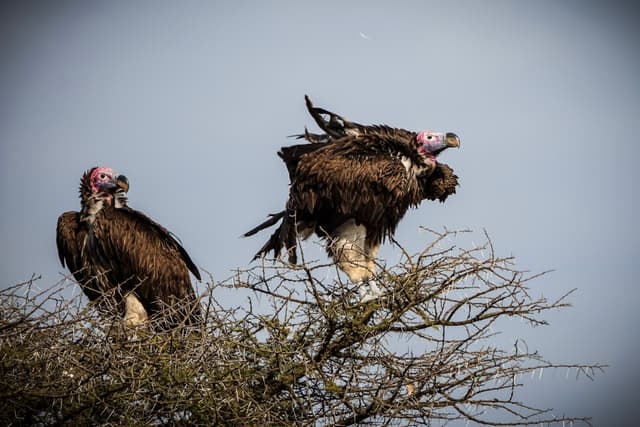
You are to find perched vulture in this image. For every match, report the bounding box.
[245,96,460,301]
[56,167,202,328]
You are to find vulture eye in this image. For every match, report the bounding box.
[100,173,106,179]
[427,135,433,140]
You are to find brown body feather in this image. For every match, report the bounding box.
[287,137,426,247]
[86,206,201,326]
[56,168,202,328]
[56,211,105,301]
[246,96,459,277]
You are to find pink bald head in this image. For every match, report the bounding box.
[416,130,444,146]
[416,130,447,158]
[89,167,116,194]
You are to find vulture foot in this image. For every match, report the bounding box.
[358,279,385,303]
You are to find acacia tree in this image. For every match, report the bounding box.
[0,229,603,426]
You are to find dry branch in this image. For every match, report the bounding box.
[0,229,604,426]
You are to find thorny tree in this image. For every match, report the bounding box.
[0,229,604,426]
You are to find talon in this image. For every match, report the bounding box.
[358,280,385,303]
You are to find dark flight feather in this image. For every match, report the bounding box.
[56,211,106,302]
[87,205,202,326]
[246,96,459,266]
[56,168,202,327]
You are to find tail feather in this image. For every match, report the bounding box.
[252,229,284,261]
[243,211,285,237]
[245,210,299,264]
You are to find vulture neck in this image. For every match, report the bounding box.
[401,154,436,177]
[81,193,112,224]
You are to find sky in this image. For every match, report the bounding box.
[1,1,639,425]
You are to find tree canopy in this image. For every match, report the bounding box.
[0,229,604,426]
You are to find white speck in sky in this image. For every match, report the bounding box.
[359,32,370,40]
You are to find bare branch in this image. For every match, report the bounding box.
[0,229,604,426]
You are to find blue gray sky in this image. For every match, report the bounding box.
[1,1,638,425]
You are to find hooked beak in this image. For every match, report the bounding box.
[116,175,129,193]
[445,132,461,148]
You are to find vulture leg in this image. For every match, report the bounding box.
[360,241,382,303]
[123,293,148,327]
[329,220,384,302]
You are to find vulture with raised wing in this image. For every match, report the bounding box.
[245,96,460,301]
[56,167,202,328]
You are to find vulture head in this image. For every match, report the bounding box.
[88,167,118,194]
[84,167,129,197]
[79,166,130,215]
[416,131,460,160]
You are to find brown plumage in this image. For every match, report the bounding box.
[245,96,460,300]
[56,167,202,328]
[57,211,100,299]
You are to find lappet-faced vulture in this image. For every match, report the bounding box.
[56,167,202,328]
[245,96,460,301]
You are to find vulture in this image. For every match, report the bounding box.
[56,167,202,328]
[245,96,460,301]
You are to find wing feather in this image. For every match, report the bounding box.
[56,211,82,270]
[246,96,460,265]
[91,206,202,323]
[289,138,423,245]
[56,211,107,301]
[300,95,418,147]
[100,207,201,281]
